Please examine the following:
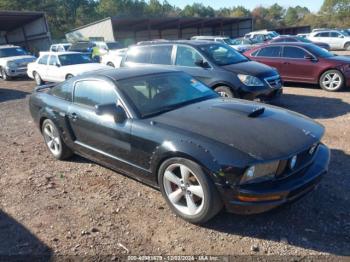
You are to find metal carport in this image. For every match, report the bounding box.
[0,10,51,54]
[66,17,253,44]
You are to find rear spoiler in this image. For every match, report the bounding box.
[35,83,56,92]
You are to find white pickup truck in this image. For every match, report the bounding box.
[0,45,36,80]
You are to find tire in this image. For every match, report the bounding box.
[33,72,43,86]
[158,157,223,224]
[65,74,74,80]
[344,42,350,51]
[1,67,10,81]
[214,85,235,98]
[107,62,115,68]
[41,119,73,160]
[319,70,344,92]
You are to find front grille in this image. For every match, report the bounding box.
[275,144,319,179]
[264,75,282,89]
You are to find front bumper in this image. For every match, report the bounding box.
[220,144,330,215]
[5,67,28,77]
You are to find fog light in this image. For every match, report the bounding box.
[289,155,297,169]
[237,194,282,202]
[309,144,317,155]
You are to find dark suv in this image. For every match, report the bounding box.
[121,41,282,100]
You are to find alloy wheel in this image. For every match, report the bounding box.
[163,163,205,216]
[43,122,61,156]
[322,72,342,91]
[34,73,42,85]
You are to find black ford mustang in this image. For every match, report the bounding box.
[29,67,330,224]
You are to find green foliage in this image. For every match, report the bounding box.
[0,0,349,40]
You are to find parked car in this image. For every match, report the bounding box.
[244,42,350,91]
[296,33,309,39]
[29,67,330,224]
[101,48,127,68]
[308,30,350,50]
[245,30,279,41]
[27,51,110,85]
[68,41,124,55]
[0,45,36,80]
[49,43,72,52]
[122,41,282,101]
[269,36,330,51]
[190,36,250,53]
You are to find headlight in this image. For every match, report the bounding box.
[240,161,280,184]
[7,61,17,68]
[237,74,264,87]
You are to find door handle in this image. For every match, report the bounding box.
[69,112,78,120]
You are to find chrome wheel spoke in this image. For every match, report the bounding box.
[180,165,190,183]
[168,188,184,204]
[47,140,54,149]
[185,194,198,215]
[187,185,204,198]
[164,171,181,186]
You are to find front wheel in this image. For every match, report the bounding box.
[319,70,344,92]
[344,42,350,51]
[158,158,222,224]
[214,86,235,98]
[1,67,10,81]
[42,119,73,160]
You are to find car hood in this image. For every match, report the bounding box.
[326,55,350,64]
[1,55,36,63]
[221,61,278,78]
[151,98,324,163]
[62,63,110,73]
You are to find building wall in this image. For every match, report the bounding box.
[66,18,115,42]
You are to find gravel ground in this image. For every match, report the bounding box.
[0,78,349,260]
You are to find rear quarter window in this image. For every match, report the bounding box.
[50,81,72,101]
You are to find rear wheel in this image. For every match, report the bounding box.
[214,85,235,98]
[33,72,43,86]
[344,42,350,51]
[319,70,344,92]
[42,119,73,160]
[66,74,74,80]
[107,62,115,68]
[158,158,222,224]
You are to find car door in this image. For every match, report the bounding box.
[280,46,317,82]
[47,55,62,82]
[173,44,214,85]
[252,45,283,72]
[330,32,344,49]
[68,78,133,172]
[35,55,49,81]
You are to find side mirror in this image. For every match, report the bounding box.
[95,103,127,123]
[304,54,315,61]
[195,59,210,68]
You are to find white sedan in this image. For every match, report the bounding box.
[101,48,127,68]
[27,51,110,85]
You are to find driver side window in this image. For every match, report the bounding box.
[74,80,118,108]
[175,46,202,67]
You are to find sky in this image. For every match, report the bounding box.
[166,0,324,13]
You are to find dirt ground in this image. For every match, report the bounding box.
[0,77,349,260]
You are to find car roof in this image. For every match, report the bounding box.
[262,42,313,47]
[0,45,20,49]
[40,51,82,56]
[135,40,217,47]
[89,67,179,81]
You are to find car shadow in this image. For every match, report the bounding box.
[0,88,29,103]
[203,148,350,256]
[273,92,350,119]
[0,210,51,260]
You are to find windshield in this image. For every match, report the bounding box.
[106,42,124,50]
[340,30,350,36]
[199,43,248,66]
[306,44,334,58]
[69,42,94,52]
[0,48,28,58]
[118,72,218,118]
[58,54,94,66]
[222,38,235,45]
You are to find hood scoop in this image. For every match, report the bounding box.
[248,107,265,118]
